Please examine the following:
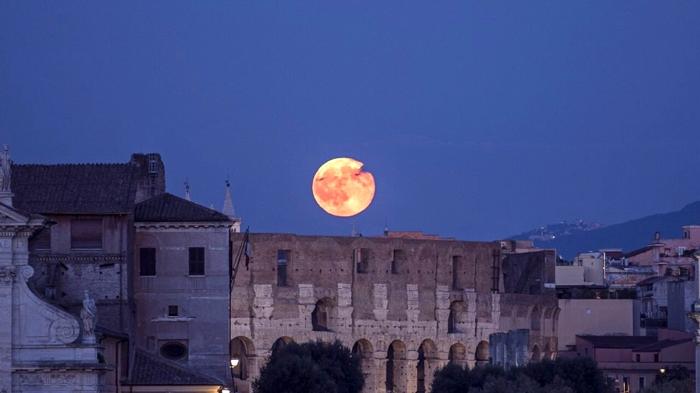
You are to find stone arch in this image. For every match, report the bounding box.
[552,308,561,335]
[352,339,375,393]
[417,339,439,393]
[230,336,255,380]
[544,341,554,360]
[386,340,407,393]
[475,340,489,365]
[312,297,334,332]
[448,301,467,333]
[530,305,541,332]
[531,345,541,362]
[448,343,467,369]
[271,336,294,355]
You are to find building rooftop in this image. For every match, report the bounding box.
[126,349,223,386]
[633,339,693,352]
[11,163,139,214]
[135,193,232,222]
[577,335,657,349]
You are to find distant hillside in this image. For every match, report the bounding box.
[510,201,700,259]
[510,220,603,242]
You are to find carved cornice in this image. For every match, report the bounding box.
[135,222,232,231]
[29,253,125,265]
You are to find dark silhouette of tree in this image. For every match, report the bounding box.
[253,340,363,393]
[432,357,613,393]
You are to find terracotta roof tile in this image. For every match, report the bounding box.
[126,349,223,386]
[135,193,231,222]
[11,163,138,214]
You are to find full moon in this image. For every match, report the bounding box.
[312,157,375,217]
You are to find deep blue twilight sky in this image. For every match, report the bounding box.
[2,2,699,240]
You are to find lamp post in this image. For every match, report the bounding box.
[228,357,240,393]
[686,252,700,393]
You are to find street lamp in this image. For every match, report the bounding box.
[221,388,231,393]
[231,358,240,368]
[659,368,666,374]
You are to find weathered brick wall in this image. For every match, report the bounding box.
[228,233,558,393]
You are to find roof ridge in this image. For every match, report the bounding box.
[12,162,133,167]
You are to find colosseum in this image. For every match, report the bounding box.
[229,233,559,393]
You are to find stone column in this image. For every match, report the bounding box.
[404,350,418,393]
[0,236,15,393]
[375,356,388,393]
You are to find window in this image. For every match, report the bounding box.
[355,248,370,273]
[653,353,659,362]
[391,249,406,274]
[71,219,103,249]
[160,341,187,360]
[639,377,645,391]
[140,248,156,276]
[30,228,51,251]
[312,298,332,331]
[168,305,179,317]
[277,250,289,286]
[452,256,463,289]
[622,377,629,393]
[188,247,205,276]
[635,354,640,362]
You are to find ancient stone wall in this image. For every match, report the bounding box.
[229,234,558,393]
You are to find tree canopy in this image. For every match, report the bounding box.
[432,358,614,393]
[253,340,363,393]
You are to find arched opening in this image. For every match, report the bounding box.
[448,343,467,369]
[475,341,489,365]
[448,301,467,334]
[544,341,554,360]
[312,298,334,332]
[352,339,374,392]
[530,306,541,332]
[417,339,438,393]
[531,345,541,362]
[386,340,406,393]
[552,308,561,335]
[230,337,255,380]
[271,336,294,355]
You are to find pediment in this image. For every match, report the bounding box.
[0,203,44,226]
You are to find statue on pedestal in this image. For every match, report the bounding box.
[0,144,10,193]
[80,290,97,344]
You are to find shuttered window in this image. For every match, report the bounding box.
[188,247,205,276]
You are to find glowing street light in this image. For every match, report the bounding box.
[230,358,240,368]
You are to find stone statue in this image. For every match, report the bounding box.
[0,144,10,192]
[80,290,97,343]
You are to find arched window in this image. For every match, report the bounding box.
[448,343,467,368]
[448,301,467,333]
[475,341,489,365]
[312,298,334,332]
[230,337,255,380]
[531,345,541,362]
[530,306,541,331]
[417,340,438,393]
[386,340,406,393]
[271,337,294,355]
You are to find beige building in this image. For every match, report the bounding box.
[557,299,635,352]
[228,234,558,393]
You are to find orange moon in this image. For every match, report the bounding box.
[312,157,375,217]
